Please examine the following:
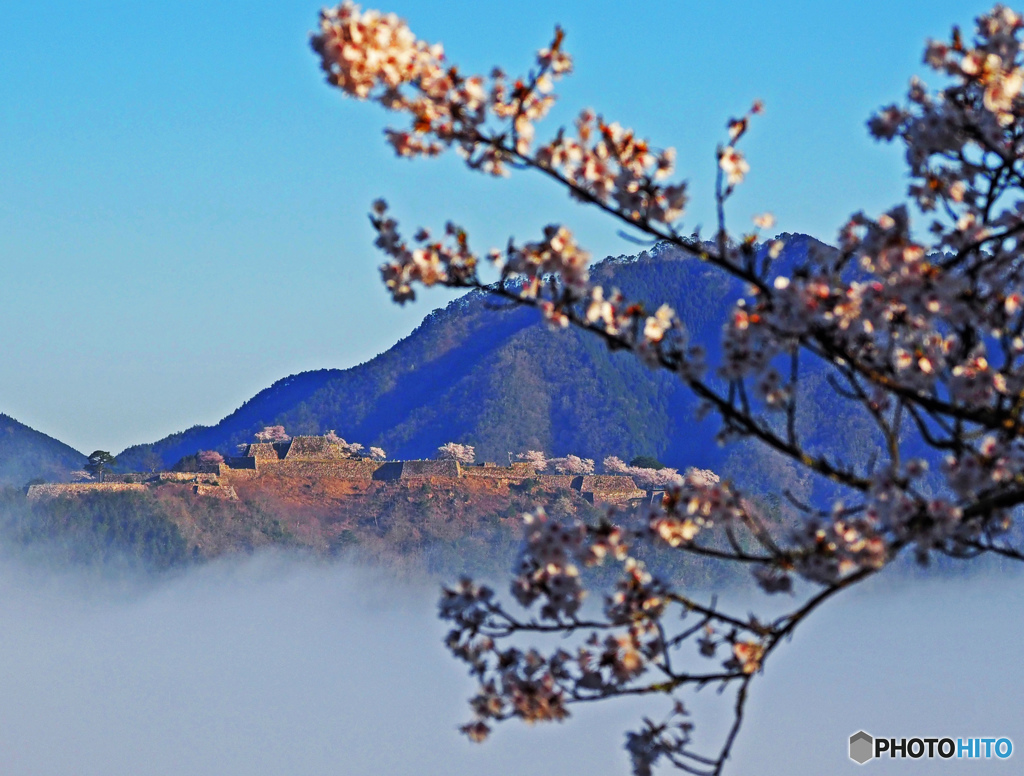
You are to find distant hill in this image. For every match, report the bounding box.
[116,235,870,494]
[0,414,85,486]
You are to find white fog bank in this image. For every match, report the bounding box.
[0,552,1020,775]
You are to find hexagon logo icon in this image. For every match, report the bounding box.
[850,731,874,764]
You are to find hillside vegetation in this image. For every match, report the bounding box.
[0,414,85,487]
[0,474,604,579]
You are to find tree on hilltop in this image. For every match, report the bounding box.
[312,4,1024,774]
[515,450,596,474]
[550,454,595,475]
[516,450,548,470]
[326,430,377,458]
[84,451,116,483]
[198,450,224,466]
[605,455,690,491]
[436,442,476,464]
[255,425,290,443]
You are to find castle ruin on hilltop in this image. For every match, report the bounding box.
[28,435,647,507]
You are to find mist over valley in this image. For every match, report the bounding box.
[0,546,1018,775]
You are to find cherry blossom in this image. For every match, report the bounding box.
[516,450,549,470]
[436,442,476,464]
[314,5,1024,774]
[254,425,290,443]
[325,430,373,457]
[550,454,595,475]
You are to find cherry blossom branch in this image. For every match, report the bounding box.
[313,5,1024,775]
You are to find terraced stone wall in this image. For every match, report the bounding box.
[26,483,148,501]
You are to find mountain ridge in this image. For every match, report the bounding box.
[114,234,836,480]
[0,414,85,486]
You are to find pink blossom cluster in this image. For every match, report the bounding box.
[515,450,548,469]
[312,2,690,228]
[790,511,887,585]
[372,200,595,315]
[576,287,709,380]
[513,450,594,473]
[373,203,479,304]
[436,441,475,464]
[536,111,687,224]
[439,506,777,766]
[310,1,568,169]
[502,225,592,299]
[550,454,595,475]
[510,509,586,620]
[324,430,387,459]
[602,455,686,490]
[254,425,290,443]
[648,468,740,548]
[603,558,668,625]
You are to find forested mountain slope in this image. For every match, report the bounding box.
[0,414,85,486]
[118,235,868,494]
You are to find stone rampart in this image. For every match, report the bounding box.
[462,464,536,480]
[27,483,148,501]
[221,467,259,482]
[256,459,385,479]
[219,446,641,504]
[579,475,645,505]
[397,459,462,480]
[283,436,350,460]
[105,471,221,485]
[103,473,153,484]
[157,472,219,484]
[371,462,404,480]
[245,443,280,460]
[579,475,641,493]
[538,474,574,489]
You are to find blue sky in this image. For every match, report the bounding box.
[1,0,981,453]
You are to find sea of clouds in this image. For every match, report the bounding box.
[0,547,1019,775]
